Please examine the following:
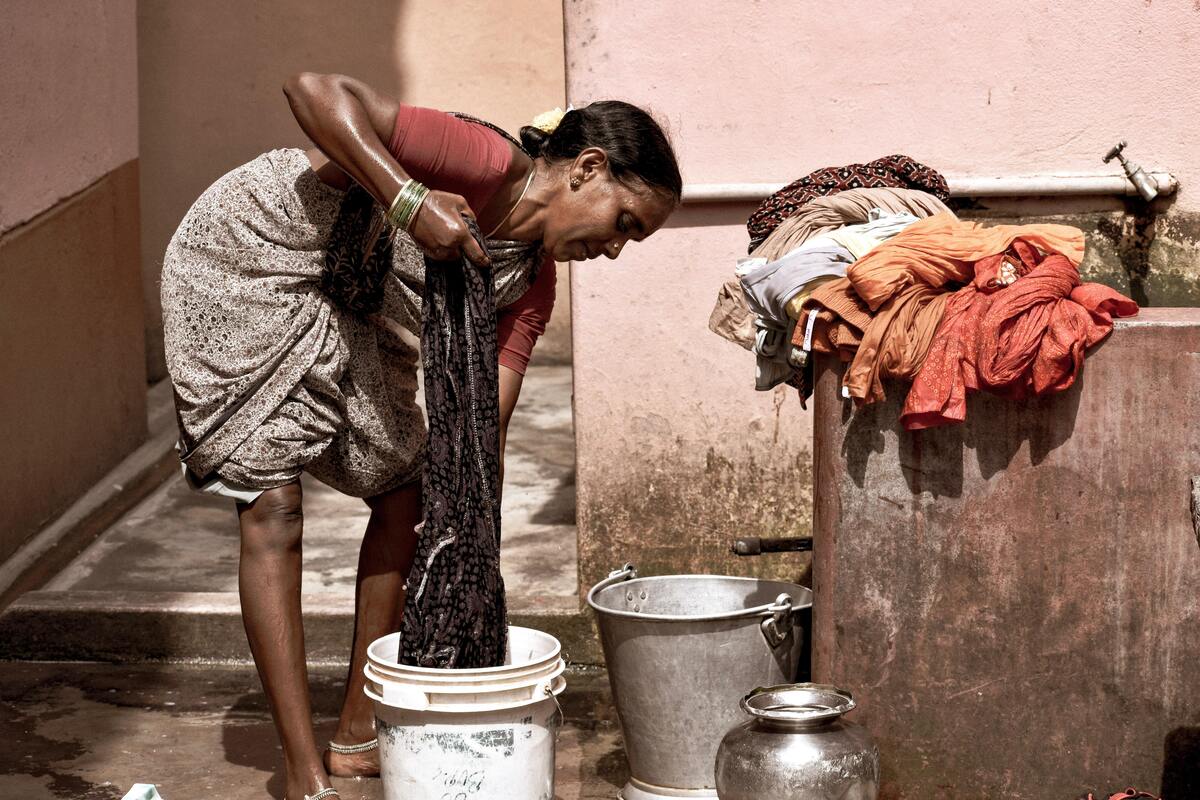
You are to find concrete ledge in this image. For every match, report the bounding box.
[0,590,602,666]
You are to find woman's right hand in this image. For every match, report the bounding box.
[408,190,491,267]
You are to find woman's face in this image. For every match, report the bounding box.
[540,148,676,263]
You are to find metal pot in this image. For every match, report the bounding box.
[715,684,878,800]
[587,564,812,800]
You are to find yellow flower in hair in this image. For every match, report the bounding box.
[530,106,572,134]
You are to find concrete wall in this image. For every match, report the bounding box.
[0,1,139,231]
[0,2,145,561]
[810,311,1200,797]
[564,1,1200,590]
[138,0,570,380]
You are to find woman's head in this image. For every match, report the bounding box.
[521,101,681,263]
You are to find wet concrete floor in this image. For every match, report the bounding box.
[2,364,607,797]
[0,661,626,799]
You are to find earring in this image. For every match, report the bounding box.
[570,177,581,189]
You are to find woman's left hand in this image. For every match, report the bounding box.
[409,190,491,267]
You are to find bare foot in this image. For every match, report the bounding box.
[284,771,337,800]
[324,744,380,779]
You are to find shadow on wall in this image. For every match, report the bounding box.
[138,0,410,380]
[1162,726,1200,798]
[840,362,1085,497]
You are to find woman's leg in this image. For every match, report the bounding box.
[326,479,423,777]
[237,481,331,799]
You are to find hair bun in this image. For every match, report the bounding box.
[518,125,550,157]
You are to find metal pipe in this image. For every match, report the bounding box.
[681,172,1179,204]
[731,536,814,556]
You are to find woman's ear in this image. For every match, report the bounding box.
[571,147,609,184]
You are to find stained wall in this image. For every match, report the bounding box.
[0,1,145,560]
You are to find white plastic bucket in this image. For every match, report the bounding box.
[366,627,566,800]
[364,660,567,709]
[367,627,562,684]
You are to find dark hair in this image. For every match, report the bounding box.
[519,101,682,203]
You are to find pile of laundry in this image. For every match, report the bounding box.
[710,156,1140,429]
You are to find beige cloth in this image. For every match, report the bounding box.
[754,187,952,260]
[162,149,538,497]
[708,277,758,352]
[708,188,953,352]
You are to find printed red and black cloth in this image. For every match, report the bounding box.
[1075,790,1160,800]
[746,154,951,252]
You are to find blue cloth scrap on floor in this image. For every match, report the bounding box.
[121,785,165,800]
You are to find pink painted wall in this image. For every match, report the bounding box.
[0,0,138,233]
[567,0,1200,210]
[564,0,1200,586]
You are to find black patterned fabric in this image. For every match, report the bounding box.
[399,217,507,668]
[746,154,950,252]
[319,112,529,318]
[319,184,394,315]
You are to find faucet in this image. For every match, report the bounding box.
[1103,141,1159,202]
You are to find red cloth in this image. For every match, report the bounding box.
[901,240,1138,429]
[388,104,553,375]
[496,258,556,374]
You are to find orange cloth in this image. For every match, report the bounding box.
[794,279,868,360]
[795,306,862,360]
[847,213,1086,311]
[840,214,1088,403]
[806,277,872,332]
[901,240,1138,429]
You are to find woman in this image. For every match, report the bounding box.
[161,71,681,800]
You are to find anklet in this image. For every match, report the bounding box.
[305,789,339,800]
[328,738,379,755]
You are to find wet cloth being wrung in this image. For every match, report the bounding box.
[399,217,509,669]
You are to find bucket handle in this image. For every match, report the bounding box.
[589,566,801,630]
[759,593,794,649]
[585,563,638,608]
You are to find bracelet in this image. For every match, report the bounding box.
[386,179,430,232]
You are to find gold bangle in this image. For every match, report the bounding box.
[402,183,430,232]
[386,181,414,227]
[385,182,408,225]
[387,179,430,231]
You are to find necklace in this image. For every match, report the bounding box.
[485,167,535,239]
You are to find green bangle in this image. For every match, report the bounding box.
[404,184,430,232]
[387,179,430,231]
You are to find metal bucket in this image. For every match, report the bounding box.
[587,564,812,800]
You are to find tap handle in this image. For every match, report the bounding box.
[1103,140,1128,164]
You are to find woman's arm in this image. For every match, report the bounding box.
[494,261,557,494]
[498,365,524,493]
[283,72,488,265]
[283,72,402,201]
